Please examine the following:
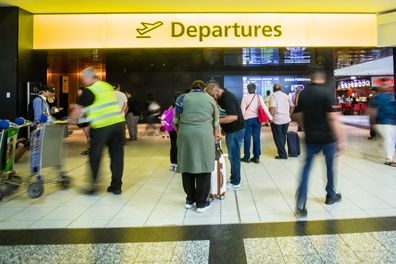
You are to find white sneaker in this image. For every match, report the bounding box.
[196,201,211,213]
[227,183,242,191]
[169,164,177,172]
[186,202,194,209]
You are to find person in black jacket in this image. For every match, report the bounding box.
[125,90,143,141]
[295,66,344,217]
[206,82,245,191]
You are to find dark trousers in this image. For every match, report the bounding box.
[226,129,245,185]
[169,130,177,164]
[244,117,262,159]
[89,122,125,190]
[296,143,337,210]
[271,123,289,158]
[182,172,211,208]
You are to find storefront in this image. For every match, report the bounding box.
[335,76,394,115]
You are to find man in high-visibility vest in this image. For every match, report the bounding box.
[69,67,125,195]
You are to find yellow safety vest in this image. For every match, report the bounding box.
[85,81,125,129]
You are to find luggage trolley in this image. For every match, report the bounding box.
[28,122,71,198]
[0,120,24,201]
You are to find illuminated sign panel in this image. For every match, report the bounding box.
[33,14,377,49]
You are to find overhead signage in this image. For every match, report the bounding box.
[339,79,371,89]
[33,14,377,49]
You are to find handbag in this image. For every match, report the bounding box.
[257,96,269,123]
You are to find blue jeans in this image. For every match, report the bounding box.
[244,118,261,159]
[271,123,289,158]
[296,143,337,210]
[226,129,245,185]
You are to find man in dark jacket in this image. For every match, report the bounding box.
[207,82,245,191]
[295,66,344,217]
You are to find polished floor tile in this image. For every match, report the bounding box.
[1,123,396,230]
[245,231,396,264]
[0,241,210,263]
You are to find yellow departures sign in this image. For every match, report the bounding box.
[33,13,377,49]
[171,22,282,42]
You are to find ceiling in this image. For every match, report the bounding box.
[335,48,393,69]
[334,56,394,76]
[0,0,395,14]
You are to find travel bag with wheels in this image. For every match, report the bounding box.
[287,131,301,157]
[210,143,227,200]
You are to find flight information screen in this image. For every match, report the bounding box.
[224,48,312,66]
[224,75,311,100]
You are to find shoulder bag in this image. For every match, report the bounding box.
[257,96,269,123]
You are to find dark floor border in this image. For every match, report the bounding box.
[1,217,396,264]
[1,217,396,246]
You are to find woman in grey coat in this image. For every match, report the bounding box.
[174,80,219,213]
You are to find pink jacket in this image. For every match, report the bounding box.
[241,94,273,121]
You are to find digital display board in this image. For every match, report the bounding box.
[226,47,312,66]
[242,48,280,65]
[224,75,311,100]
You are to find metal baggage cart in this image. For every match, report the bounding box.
[28,122,71,198]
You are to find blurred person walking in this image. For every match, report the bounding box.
[206,82,245,191]
[295,66,344,217]
[69,67,125,195]
[113,83,128,114]
[291,86,303,131]
[174,81,219,212]
[144,93,161,136]
[368,78,396,167]
[263,90,271,108]
[31,86,51,127]
[240,83,272,164]
[77,87,91,155]
[268,84,294,159]
[114,83,128,139]
[161,91,182,172]
[125,90,143,141]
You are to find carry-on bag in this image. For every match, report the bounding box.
[210,143,226,200]
[287,131,301,157]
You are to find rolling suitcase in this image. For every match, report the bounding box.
[210,143,226,200]
[287,131,301,157]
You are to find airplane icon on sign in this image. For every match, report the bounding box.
[136,21,164,38]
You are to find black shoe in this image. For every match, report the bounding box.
[107,186,122,195]
[296,208,308,217]
[241,157,251,163]
[250,157,260,164]
[325,193,342,205]
[196,201,212,213]
[275,156,288,160]
[83,187,97,195]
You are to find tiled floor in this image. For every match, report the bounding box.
[0,122,395,229]
[0,240,210,264]
[1,230,396,263]
[244,231,396,264]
